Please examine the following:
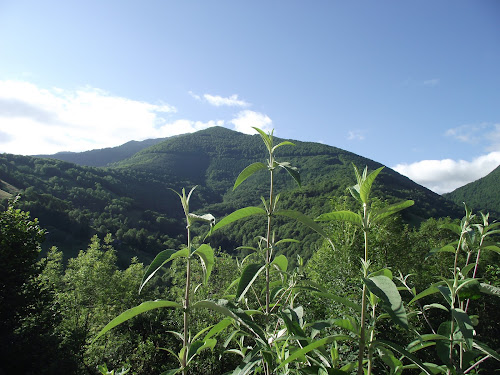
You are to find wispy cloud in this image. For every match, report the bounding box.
[190,91,250,107]
[0,80,225,155]
[422,78,440,87]
[230,110,272,135]
[392,151,500,194]
[347,130,365,141]
[445,123,500,150]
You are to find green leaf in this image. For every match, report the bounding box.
[252,126,272,152]
[439,223,462,235]
[473,340,500,361]
[373,200,414,223]
[482,244,500,253]
[93,300,182,342]
[425,244,456,259]
[276,335,350,370]
[278,162,301,187]
[359,166,384,204]
[230,347,262,375]
[275,209,332,242]
[192,244,214,284]
[187,338,217,363]
[364,275,408,329]
[423,303,449,312]
[209,207,266,235]
[374,340,433,375]
[193,299,266,342]
[408,284,440,305]
[480,282,500,297]
[451,308,474,350]
[139,248,189,293]
[233,162,267,190]
[271,140,295,153]
[271,254,288,272]
[236,263,266,302]
[159,369,182,375]
[204,318,233,340]
[316,210,362,226]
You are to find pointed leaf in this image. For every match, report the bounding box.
[480,282,500,297]
[192,244,214,284]
[374,340,433,375]
[94,300,182,342]
[451,308,474,350]
[373,200,414,223]
[440,223,462,235]
[316,292,362,313]
[272,140,295,152]
[140,248,189,293]
[275,209,332,241]
[482,244,500,253]
[473,340,500,361]
[364,275,408,329]
[233,162,267,190]
[278,162,301,187]
[208,207,266,235]
[236,263,266,301]
[252,126,273,151]
[276,335,350,370]
[316,210,362,226]
[193,299,266,342]
[359,166,384,204]
[408,284,441,305]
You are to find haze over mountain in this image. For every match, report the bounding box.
[1,127,463,262]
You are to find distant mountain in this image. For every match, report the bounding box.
[443,164,500,216]
[35,137,170,167]
[1,126,462,262]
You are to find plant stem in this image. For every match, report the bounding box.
[357,214,369,375]
[182,225,192,375]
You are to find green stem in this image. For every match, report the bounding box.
[182,225,192,375]
[357,216,369,375]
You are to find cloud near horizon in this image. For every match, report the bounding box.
[392,151,500,194]
[189,91,250,107]
[229,110,273,135]
[0,80,229,155]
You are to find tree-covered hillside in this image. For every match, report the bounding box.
[1,127,462,262]
[36,137,169,167]
[443,164,500,216]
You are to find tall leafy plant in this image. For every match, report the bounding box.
[94,187,224,375]
[208,127,333,374]
[316,165,418,375]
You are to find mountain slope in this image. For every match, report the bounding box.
[36,137,169,167]
[443,164,500,216]
[1,127,462,262]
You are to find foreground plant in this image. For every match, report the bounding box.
[405,205,500,374]
[208,127,335,374]
[316,165,425,375]
[94,187,225,375]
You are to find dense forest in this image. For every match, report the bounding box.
[1,127,499,374]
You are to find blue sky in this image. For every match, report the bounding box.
[1,1,499,194]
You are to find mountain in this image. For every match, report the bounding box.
[1,127,462,262]
[35,137,169,167]
[443,164,500,216]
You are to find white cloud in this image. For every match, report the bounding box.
[230,110,273,134]
[204,94,250,107]
[0,80,225,155]
[347,130,365,141]
[190,91,250,107]
[392,151,500,194]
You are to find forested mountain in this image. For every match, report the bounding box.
[443,164,500,216]
[35,137,169,167]
[1,126,462,262]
